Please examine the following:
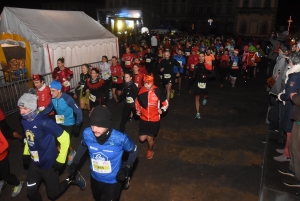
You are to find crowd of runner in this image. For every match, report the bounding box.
[1,30,300,200]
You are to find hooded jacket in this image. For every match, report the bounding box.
[270,54,288,95]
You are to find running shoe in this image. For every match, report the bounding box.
[0,180,7,196]
[195,113,200,119]
[202,99,207,106]
[74,171,86,190]
[283,177,300,187]
[11,181,23,197]
[146,150,154,159]
[124,177,131,189]
[278,167,295,177]
[67,150,76,165]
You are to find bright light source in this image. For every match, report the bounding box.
[134,13,140,18]
[118,21,123,30]
[126,20,134,28]
[208,19,213,25]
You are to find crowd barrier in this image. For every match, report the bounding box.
[0,61,101,115]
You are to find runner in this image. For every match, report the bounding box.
[230,49,241,88]
[122,48,135,70]
[144,47,155,73]
[119,70,138,132]
[18,93,85,201]
[110,56,124,104]
[99,56,111,103]
[194,53,212,119]
[0,108,22,140]
[42,80,83,164]
[68,106,138,200]
[133,64,144,89]
[135,74,168,159]
[158,51,181,102]
[173,49,186,95]
[52,57,73,94]
[0,130,23,197]
[74,64,91,110]
[187,48,199,93]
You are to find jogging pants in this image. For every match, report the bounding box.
[91,176,122,201]
[119,104,136,132]
[0,156,20,186]
[26,162,69,201]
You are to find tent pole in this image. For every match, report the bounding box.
[46,44,53,72]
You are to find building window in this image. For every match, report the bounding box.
[243,0,249,7]
[172,4,177,13]
[181,4,186,13]
[265,0,271,7]
[252,0,261,7]
[182,0,186,2]
[226,5,232,14]
[173,0,177,2]
[191,4,195,13]
[240,22,247,34]
[199,6,203,13]
[216,5,222,13]
[207,7,211,13]
[261,22,268,34]
[163,5,168,13]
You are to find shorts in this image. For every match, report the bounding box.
[194,82,208,96]
[111,83,123,91]
[139,120,160,137]
[162,74,174,85]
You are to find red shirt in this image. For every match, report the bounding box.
[137,51,145,63]
[36,84,51,111]
[122,53,135,68]
[110,64,123,84]
[0,131,8,161]
[52,67,73,93]
[0,108,5,121]
[134,72,144,88]
[139,65,147,75]
[187,54,199,71]
[245,53,260,67]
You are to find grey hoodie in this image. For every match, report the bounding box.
[270,54,287,95]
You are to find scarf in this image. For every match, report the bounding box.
[125,80,133,87]
[22,110,38,122]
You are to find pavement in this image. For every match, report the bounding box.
[1,68,269,201]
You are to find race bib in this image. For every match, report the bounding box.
[185,52,190,56]
[233,62,237,67]
[164,74,171,79]
[112,76,117,82]
[125,61,131,65]
[63,81,70,87]
[146,58,151,63]
[191,64,195,69]
[198,82,206,89]
[30,151,39,162]
[91,159,112,173]
[165,48,169,51]
[126,97,134,103]
[89,94,96,102]
[55,115,64,124]
[232,66,239,69]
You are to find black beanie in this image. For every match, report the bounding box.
[89,106,111,128]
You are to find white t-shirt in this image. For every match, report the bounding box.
[151,36,158,46]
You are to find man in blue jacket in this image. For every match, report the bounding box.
[173,49,186,95]
[68,106,138,201]
[42,80,83,165]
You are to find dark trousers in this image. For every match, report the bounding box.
[27,162,69,201]
[91,176,122,201]
[188,71,195,90]
[219,67,229,84]
[0,156,20,186]
[268,95,279,131]
[119,104,136,132]
[289,122,300,180]
[0,119,14,139]
[103,79,111,101]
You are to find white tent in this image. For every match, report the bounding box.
[0,7,118,74]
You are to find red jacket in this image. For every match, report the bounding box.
[245,53,260,67]
[52,67,73,92]
[135,85,168,122]
[122,53,135,68]
[134,72,144,88]
[110,64,123,84]
[0,108,5,121]
[0,131,8,161]
[187,54,199,71]
[36,84,51,111]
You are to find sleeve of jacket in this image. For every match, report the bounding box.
[56,130,70,163]
[0,131,8,155]
[279,75,299,101]
[41,100,54,115]
[64,93,83,124]
[135,95,141,112]
[292,92,300,107]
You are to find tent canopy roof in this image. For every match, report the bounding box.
[0,7,116,48]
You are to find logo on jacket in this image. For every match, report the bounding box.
[92,152,108,161]
[90,146,98,151]
[25,130,35,146]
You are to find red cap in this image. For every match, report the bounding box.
[234,49,239,53]
[32,74,40,81]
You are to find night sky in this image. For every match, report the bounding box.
[0,0,299,30]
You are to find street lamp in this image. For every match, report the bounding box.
[208,19,213,26]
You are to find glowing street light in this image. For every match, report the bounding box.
[208,19,213,26]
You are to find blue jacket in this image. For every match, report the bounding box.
[173,55,186,73]
[42,93,82,126]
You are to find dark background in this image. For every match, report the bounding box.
[0,0,299,30]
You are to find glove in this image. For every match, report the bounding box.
[23,155,31,166]
[52,161,64,171]
[68,162,78,175]
[73,123,81,137]
[116,165,130,181]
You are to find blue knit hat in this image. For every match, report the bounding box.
[49,80,62,90]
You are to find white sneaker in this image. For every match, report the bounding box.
[0,180,7,196]
[273,155,290,162]
[276,149,284,154]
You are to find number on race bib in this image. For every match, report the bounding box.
[198,82,206,89]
